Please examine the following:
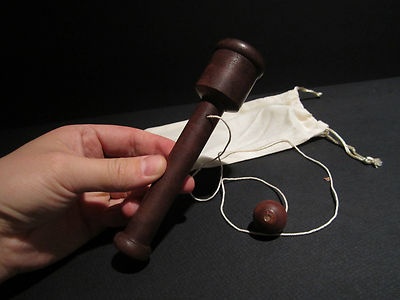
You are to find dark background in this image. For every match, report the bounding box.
[0,1,399,297]
[2,0,399,128]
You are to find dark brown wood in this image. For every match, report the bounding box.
[253,200,287,234]
[196,38,264,112]
[114,38,265,260]
[114,101,223,261]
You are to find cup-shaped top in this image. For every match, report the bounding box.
[196,38,265,112]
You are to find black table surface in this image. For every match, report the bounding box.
[1,77,399,299]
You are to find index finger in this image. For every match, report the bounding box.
[88,124,175,158]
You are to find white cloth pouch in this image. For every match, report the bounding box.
[146,86,381,169]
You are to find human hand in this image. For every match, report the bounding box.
[0,124,194,282]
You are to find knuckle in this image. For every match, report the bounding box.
[108,158,130,188]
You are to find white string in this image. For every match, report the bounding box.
[191,115,340,237]
[322,128,383,168]
[296,86,323,97]
[219,176,288,235]
[189,115,230,202]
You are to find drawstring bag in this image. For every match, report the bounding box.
[148,87,382,169]
[146,87,382,236]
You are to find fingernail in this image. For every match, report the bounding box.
[142,155,166,177]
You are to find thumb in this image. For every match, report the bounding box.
[67,155,167,193]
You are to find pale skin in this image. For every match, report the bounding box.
[0,124,195,283]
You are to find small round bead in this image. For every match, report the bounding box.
[253,200,287,234]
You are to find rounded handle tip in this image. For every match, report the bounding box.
[114,231,152,261]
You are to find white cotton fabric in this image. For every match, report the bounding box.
[146,87,329,169]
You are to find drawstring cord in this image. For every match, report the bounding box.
[322,128,383,168]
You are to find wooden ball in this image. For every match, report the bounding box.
[253,200,287,234]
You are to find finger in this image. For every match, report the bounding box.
[181,175,195,194]
[120,199,141,218]
[67,154,167,193]
[119,175,195,218]
[110,192,129,199]
[88,125,175,158]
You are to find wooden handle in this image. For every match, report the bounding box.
[114,38,265,260]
